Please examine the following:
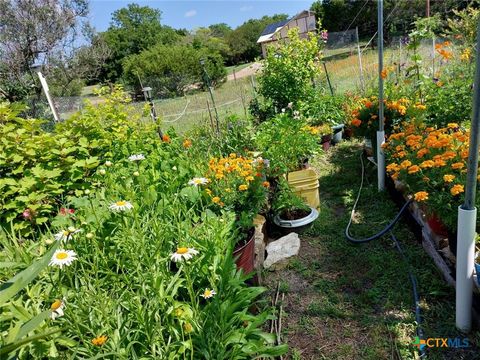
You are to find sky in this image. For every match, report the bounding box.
[89,0,312,31]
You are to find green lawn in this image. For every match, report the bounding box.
[264,141,480,360]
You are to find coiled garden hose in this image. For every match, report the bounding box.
[345,151,426,358]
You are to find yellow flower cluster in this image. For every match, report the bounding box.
[203,154,266,208]
[384,123,470,202]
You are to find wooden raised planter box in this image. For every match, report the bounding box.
[386,178,480,325]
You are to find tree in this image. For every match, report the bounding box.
[99,3,180,81]
[123,44,226,98]
[209,23,232,38]
[0,0,90,102]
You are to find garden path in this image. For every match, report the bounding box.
[263,141,480,360]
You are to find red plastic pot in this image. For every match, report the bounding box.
[233,228,255,275]
[426,214,448,237]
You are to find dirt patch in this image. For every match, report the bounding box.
[227,62,262,81]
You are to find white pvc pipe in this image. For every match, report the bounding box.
[456,206,476,332]
[37,72,60,122]
[377,130,385,191]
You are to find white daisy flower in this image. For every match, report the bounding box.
[170,247,199,262]
[54,227,81,242]
[109,200,133,211]
[128,154,145,161]
[188,177,209,186]
[49,249,77,268]
[200,288,216,299]
[50,298,66,320]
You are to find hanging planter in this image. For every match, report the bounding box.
[273,206,319,235]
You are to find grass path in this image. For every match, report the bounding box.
[264,141,480,359]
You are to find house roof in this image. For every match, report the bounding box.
[257,11,314,44]
[257,19,289,44]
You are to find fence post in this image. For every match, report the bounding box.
[322,62,334,96]
[37,72,60,122]
[355,27,365,93]
[377,0,385,192]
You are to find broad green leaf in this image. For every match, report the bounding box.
[14,310,51,341]
[0,243,59,306]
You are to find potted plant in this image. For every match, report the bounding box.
[317,123,333,151]
[271,179,319,234]
[201,154,269,274]
[255,112,320,178]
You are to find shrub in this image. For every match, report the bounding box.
[122,44,226,98]
[257,28,323,111]
[255,112,319,177]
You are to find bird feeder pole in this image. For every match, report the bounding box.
[377,0,385,191]
[455,18,480,334]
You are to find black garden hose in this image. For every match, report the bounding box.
[345,151,426,358]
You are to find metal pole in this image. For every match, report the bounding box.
[455,18,480,333]
[142,87,163,138]
[37,72,60,122]
[356,27,365,93]
[322,62,334,96]
[377,0,385,191]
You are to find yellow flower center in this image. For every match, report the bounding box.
[194,179,202,184]
[177,247,189,254]
[56,252,68,260]
[116,201,127,206]
[204,289,212,297]
[51,300,62,310]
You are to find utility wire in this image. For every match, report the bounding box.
[361,0,402,54]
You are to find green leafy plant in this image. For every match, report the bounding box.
[257,27,324,110]
[255,113,320,177]
[271,178,309,219]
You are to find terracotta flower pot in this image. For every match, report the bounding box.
[426,214,448,237]
[233,228,255,275]
[321,134,332,151]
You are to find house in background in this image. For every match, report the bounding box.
[257,10,316,58]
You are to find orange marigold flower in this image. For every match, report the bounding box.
[351,118,362,127]
[386,163,400,173]
[391,172,399,180]
[381,69,388,79]
[400,160,412,169]
[420,160,435,169]
[443,174,455,183]
[162,134,171,143]
[92,335,108,346]
[414,191,429,202]
[416,148,429,158]
[414,103,426,110]
[364,100,373,108]
[408,165,421,174]
[433,159,447,167]
[262,181,270,188]
[447,123,459,129]
[397,151,407,159]
[212,196,221,204]
[238,184,248,191]
[451,184,465,196]
[245,176,254,182]
[183,139,192,148]
[451,162,464,170]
